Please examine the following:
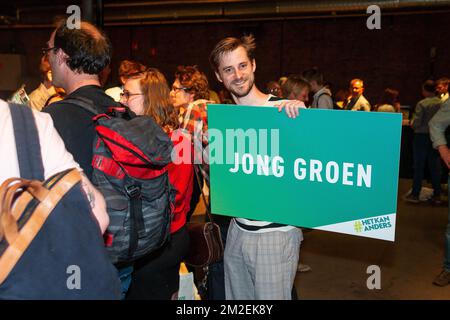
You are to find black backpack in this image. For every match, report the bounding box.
[62,97,175,265]
[0,103,121,299]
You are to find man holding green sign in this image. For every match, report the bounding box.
[209,35,306,300]
[208,35,403,300]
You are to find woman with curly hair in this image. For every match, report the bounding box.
[170,65,213,220]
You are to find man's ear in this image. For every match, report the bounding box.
[46,70,53,82]
[252,59,256,73]
[56,49,68,66]
[215,71,223,83]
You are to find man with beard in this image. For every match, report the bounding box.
[209,35,304,300]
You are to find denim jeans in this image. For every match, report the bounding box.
[412,133,441,197]
[445,175,450,271]
[118,265,134,300]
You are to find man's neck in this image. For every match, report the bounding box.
[43,80,53,90]
[64,74,101,95]
[232,86,269,106]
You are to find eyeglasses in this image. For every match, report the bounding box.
[120,90,144,101]
[42,46,56,55]
[171,85,191,93]
[269,88,281,94]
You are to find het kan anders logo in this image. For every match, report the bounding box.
[354,216,392,233]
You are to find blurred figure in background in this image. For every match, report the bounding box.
[406,80,442,204]
[280,75,310,103]
[105,60,147,102]
[29,54,63,111]
[170,65,212,221]
[266,80,283,98]
[375,88,400,113]
[345,79,371,111]
[436,77,449,103]
[302,68,333,109]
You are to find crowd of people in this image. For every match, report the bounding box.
[1,17,450,300]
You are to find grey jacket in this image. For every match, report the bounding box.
[411,96,441,134]
[429,98,450,148]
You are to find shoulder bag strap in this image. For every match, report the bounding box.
[193,164,214,223]
[8,103,44,180]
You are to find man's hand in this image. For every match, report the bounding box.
[438,145,450,169]
[277,100,305,119]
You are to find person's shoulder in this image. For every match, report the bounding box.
[267,95,285,102]
[361,95,370,103]
[193,99,211,107]
[191,99,211,112]
[441,98,450,110]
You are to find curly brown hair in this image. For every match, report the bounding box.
[174,65,210,100]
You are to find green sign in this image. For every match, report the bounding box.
[207,105,402,241]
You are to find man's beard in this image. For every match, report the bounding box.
[228,76,255,98]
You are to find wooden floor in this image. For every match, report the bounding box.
[295,178,450,299]
[193,179,450,299]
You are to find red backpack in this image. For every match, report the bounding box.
[63,97,175,265]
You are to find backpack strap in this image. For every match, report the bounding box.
[63,97,135,120]
[62,97,101,115]
[8,103,44,181]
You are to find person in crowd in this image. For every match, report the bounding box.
[169,65,212,220]
[279,76,288,87]
[120,68,193,300]
[334,89,349,109]
[209,34,304,300]
[406,80,442,204]
[436,77,449,102]
[266,80,283,98]
[105,60,147,102]
[0,99,121,299]
[209,89,221,104]
[429,97,450,287]
[218,88,233,104]
[302,68,333,109]
[0,99,109,232]
[43,19,117,178]
[28,54,63,111]
[375,88,400,113]
[281,74,310,103]
[41,18,133,297]
[279,74,312,273]
[345,79,371,111]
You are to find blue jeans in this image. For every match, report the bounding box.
[412,134,441,197]
[118,265,134,300]
[445,176,450,271]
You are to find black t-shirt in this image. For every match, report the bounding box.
[43,85,120,179]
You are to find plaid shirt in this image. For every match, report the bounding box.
[180,99,211,184]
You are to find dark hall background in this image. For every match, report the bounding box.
[0,1,449,109]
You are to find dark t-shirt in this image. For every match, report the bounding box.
[43,85,120,179]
